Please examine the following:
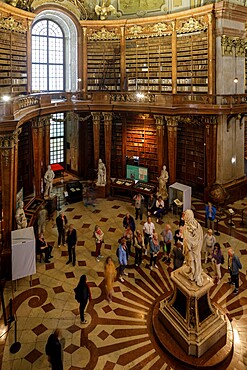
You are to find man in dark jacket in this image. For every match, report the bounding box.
[45,329,63,370]
[123,213,135,233]
[228,249,242,294]
[56,212,68,247]
[66,224,77,266]
[74,274,91,324]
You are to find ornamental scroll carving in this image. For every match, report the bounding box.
[0,16,27,33]
[126,22,172,39]
[221,35,245,57]
[88,27,120,41]
[177,17,207,34]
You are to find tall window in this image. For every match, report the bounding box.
[50,113,65,164]
[32,19,64,92]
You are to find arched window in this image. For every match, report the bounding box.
[32,19,64,92]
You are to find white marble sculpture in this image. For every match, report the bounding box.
[44,165,55,198]
[37,207,48,235]
[15,201,27,229]
[96,158,106,186]
[157,165,169,200]
[183,209,203,287]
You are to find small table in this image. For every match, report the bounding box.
[50,164,65,179]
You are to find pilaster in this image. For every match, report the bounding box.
[91,112,101,169]
[31,117,44,197]
[103,112,113,188]
[154,115,165,174]
[166,116,179,185]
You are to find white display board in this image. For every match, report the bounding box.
[169,182,192,211]
[11,227,36,281]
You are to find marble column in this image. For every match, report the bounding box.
[0,129,21,249]
[92,112,101,169]
[31,118,44,197]
[103,112,113,187]
[166,116,178,185]
[154,115,165,174]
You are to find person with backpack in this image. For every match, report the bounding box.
[118,238,128,282]
[211,242,223,285]
[228,249,242,294]
[45,329,63,370]
[74,274,92,324]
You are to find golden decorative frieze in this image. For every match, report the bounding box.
[126,22,172,39]
[88,27,120,41]
[177,17,207,34]
[0,16,27,33]
[221,35,245,57]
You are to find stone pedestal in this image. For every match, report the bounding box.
[159,265,227,358]
[95,184,106,198]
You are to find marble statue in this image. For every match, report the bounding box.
[37,207,48,235]
[96,159,106,186]
[157,165,169,200]
[44,165,55,198]
[15,201,27,229]
[182,209,203,287]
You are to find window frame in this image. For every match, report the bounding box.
[50,113,65,165]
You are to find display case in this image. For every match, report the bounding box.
[66,181,83,203]
[169,182,192,211]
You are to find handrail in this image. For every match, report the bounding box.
[1,91,247,123]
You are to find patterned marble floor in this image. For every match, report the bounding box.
[0,197,247,370]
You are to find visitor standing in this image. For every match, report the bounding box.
[56,212,68,248]
[154,196,165,222]
[123,213,136,233]
[205,202,216,233]
[133,193,144,220]
[143,216,155,255]
[134,230,144,267]
[161,224,173,263]
[66,224,77,266]
[228,249,242,294]
[94,225,104,262]
[104,257,117,303]
[149,233,160,270]
[45,329,63,370]
[118,238,128,282]
[74,274,92,324]
[123,225,133,255]
[174,226,184,245]
[203,229,216,263]
[172,242,184,270]
[212,242,222,284]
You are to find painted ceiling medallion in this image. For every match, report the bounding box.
[95,0,117,20]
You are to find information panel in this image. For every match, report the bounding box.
[126,165,148,182]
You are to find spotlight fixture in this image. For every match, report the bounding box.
[233,77,238,84]
[2,95,10,102]
[136,92,145,99]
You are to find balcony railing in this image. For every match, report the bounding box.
[1,92,247,122]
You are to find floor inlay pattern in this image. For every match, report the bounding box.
[1,198,247,370]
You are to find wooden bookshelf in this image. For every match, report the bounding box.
[111,119,123,178]
[176,121,205,190]
[87,40,121,91]
[177,32,208,93]
[0,29,27,95]
[126,36,172,92]
[18,121,33,194]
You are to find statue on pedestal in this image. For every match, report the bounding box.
[183,209,203,287]
[96,159,106,186]
[15,201,27,229]
[44,165,55,199]
[157,165,169,200]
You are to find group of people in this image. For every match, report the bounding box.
[133,193,166,223]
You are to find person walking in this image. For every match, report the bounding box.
[228,249,242,294]
[161,224,173,263]
[149,233,160,270]
[143,216,155,256]
[172,242,184,271]
[94,225,104,262]
[104,257,117,303]
[74,274,92,324]
[205,202,216,233]
[118,238,128,282]
[203,229,216,263]
[66,224,77,266]
[133,193,144,220]
[56,212,68,248]
[45,329,63,370]
[134,230,144,267]
[211,242,222,284]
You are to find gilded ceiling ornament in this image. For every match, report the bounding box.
[95,0,117,20]
[0,16,27,33]
[88,27,120,41]
[177,17,207,34]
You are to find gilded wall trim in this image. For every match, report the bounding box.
[177,17,207,34]
[221,35,245,57]
[88,27,120,41]
[126,22,172,39]
[0,15,28,33]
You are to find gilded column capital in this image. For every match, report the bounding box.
[103,112,113,125]
[154,115,164,126]
[165,116,179,129]
[91,112,101,123]
[0,128,21,149]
